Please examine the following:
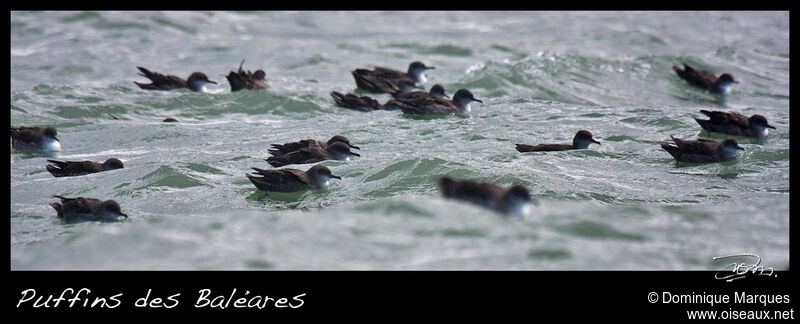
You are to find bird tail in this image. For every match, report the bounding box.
[660,143,681,159]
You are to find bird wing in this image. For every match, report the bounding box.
[249,168,311,191]
[10,127,42,144]
[136,67,185,89]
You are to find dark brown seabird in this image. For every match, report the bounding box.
[269,135,359,156]
[694,110,775,139]
[330,84,449,112]
[246,164,341,196]
[672,63,738,95]
[330,91,385,112]
[226,59,267,92]
[134,67,217,92]
[515,130,601,152]
[352,61,434,94]
[50,195,128,222]
[46,158,124,177]
[435,176,532,215]
[266,142,360,167]
[384,88,482,115]
[10,126,61,152]
[661,136,744,164]
[391,84,449,100]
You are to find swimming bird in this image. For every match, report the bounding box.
[515,130,601,152]
[45,158,124,177]
[661,136,744,164]
[384,88,482,115]
[134,67,217,92]
[672,63,738,94]
[694,110,775,139]
[330,91,385,111]
[331,84,449,112]
[10,126,61,152]
[226,59,267,91]
[435,176,532,215]
[266,142,360,167]
[352,61,434,94]
[246,164,341,195]
[269,135,360,156]
[163,118,179,123]
[50,195,128,222]
[391,84,449,100]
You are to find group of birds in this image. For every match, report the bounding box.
[10,58,776,219]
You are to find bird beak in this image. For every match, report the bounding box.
[735,145,745,151]
[120,213,128,218]
[766,124,776,129]
[593,139,601,145]
[427,66,435,70]
[331,175,342,180]
[349,152,360,157]
[209,80,218,84]
[349,144,361,150]
[473,98,483,103]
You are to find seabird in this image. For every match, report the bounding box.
[50,195,128,222]
[351,61,434,94]
[435,176,532,215]
[269,135,359,156]
[391,84,449,100]
[515,130,601,152]
[661,136,744,164]
[246,164,341,195]
[226,59,267,92]
[672,63,738,94]
[694,110,775,138]
[384,88,482,115]
[134,67,217,92]
[266,142,360,167]
[330,84,449,112]
[10,126,61,152]
[330,91,385,112]
[45,158,124,177]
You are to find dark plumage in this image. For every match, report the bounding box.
[515,130,601,152]
[694,110,775,138]
[330,84,448,112]
[226,59,267,92]
[330,91,384,111]
[266,142,360,167]
[134,67,217,92]
[661,136,744,164]
[246,165,341,195]
[50,195,128,222]
[351,61,434,94]
[385,88,482,115]
[10,126,61,151]
[672,63,738,94]
[391,84,449,100]
[45,158,124,177]
[435,176,532,215]
[269,135,359,156]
